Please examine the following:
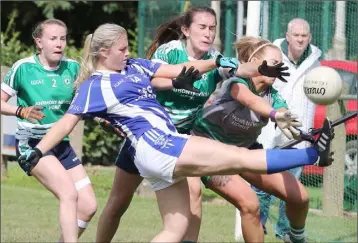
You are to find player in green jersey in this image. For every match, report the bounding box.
[95,6,291,243]
[1,19,96,243]
[192,36,327,243]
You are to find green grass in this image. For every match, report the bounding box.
[1,163,357,242]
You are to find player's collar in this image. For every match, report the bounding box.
[93,70,121,76]
[34,54,61,71]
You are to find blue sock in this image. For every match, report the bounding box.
[266,148,318,174]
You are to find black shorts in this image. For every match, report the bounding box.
[16,138,81,175]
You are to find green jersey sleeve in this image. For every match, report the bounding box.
[224,77,251,94]
[151,44,179,64]
[270,87,288,110]
[2,59,25,96]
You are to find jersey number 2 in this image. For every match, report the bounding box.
[52,79,57,88]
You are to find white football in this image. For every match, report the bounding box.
[303,66,343,105]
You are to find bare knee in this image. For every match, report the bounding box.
[188,178,202,210]
[79,195,98,219]
[164,213,191,239]
[286,186,309,209]
[238,198,260,217]
[57,185,78,204]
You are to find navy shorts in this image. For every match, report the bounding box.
[16,138,81,175]
[115,139,139,175]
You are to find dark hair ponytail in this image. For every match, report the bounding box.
[146,6,217,59]
[146,16,184,59]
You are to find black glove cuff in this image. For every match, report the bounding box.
[33,147,43,158]
[172,79,179,89]
[215,55,222,67]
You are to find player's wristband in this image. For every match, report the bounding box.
[15,106,24,119]
[269,110,277,122]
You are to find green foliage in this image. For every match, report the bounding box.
[102,2,120,14]
[82,120,123,165]
[34,1,74,19]
[64,39,83,62]
[128,28,139,58]
[1,10,34,66]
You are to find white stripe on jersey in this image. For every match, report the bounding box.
[132,63,155,77]
[1,82,17,96]
[8,56,36,88]
[164,107,199,115]
[98,74,173,144]
[151,59,168,64]
[18,121,55,129]
[84,79,96,113]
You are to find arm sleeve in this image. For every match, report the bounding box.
[151,44,179,64]
[1,61,23,96]
[132,58,162,79]
[270,87,288,109]
[67,84,90,116]
[224,77,250,94]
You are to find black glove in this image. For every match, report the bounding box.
[258,61,290,82]
[172,66,202,93]
[18,147,43,173]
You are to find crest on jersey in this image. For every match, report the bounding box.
[64,78,71,85]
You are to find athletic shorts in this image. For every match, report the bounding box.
[201,142,264,187]
[116,128,189,191]
[16,138,81,175]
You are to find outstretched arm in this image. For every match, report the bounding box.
[230,83,274,117]
[226,61,290,80]
[36,113,82,154]
[152,66,201,93]
[230,83,301,139]
[153,59,216,79]
[153,55,238,79]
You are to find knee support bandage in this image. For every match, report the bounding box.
[75,176,91,191]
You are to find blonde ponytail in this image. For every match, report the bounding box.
[74,24,127,89]
[75,34,95,88]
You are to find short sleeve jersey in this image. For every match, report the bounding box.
[67,58,176,145]
[193,78,288,147]
[151,40,224,134]
[1,55,79,140]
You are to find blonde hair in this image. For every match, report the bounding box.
[233,36,279,63]
[75,23,127,88]
[32,19,67,51]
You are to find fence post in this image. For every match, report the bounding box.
[138,1,146,58]
[323,100,346,216]
[211,1,222,52]
[224,0,234,56]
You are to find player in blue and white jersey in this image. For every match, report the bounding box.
[18,23,335,242]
